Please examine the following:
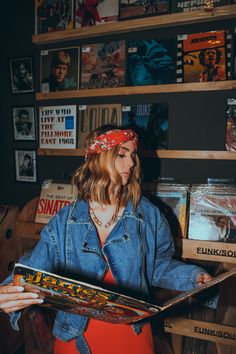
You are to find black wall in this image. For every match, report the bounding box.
[0,0,235,207]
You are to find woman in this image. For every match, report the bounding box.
[0,125,212,354]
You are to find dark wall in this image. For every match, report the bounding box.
[0,1,235,207]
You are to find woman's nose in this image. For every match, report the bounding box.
[126,156,135,168]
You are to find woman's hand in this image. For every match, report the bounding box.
[0,283,44,314]
[197,273,213,286]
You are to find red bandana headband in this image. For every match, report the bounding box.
[86,129,138,158]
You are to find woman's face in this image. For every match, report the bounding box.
[113,140,137,186]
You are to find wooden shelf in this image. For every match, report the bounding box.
[36,80,236,100]
[37,149,236,160]
[164,318,236,346]
[181,239,236,263]
[32,4,236,45]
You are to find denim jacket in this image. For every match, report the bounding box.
[4,196,207,354]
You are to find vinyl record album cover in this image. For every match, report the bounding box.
[119,0,170,20]
[80,41,126,89]
[40,46,80,92]
[121,103,168,149]
[75,0,119,27]
[171,0,228,13]
[127,38,177,86]
[188,184,236,242]
[177,30,232,83]
[225,98,236,152]
[35,0,74,34]
[77,103,122,147]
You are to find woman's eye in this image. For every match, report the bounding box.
[118,154,126,158]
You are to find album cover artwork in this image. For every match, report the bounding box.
[35,0,74,35]
[143,183,189,238]
[188,184,236,242]
[121,103,168,149]
[80,41,126,89]
[170,0,228,13]
[126,38,177,86]
[176,30,232,83]
[77,103,122,148]
[119,0,170,20]
[40,46,80,92]
[75,0,119,28]
[225,98,236,152]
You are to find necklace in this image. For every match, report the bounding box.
[89,198,120,229]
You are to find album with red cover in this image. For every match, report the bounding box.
[75,0,119,28]
[80,41,126,89]
[176,30,232,83]
[119,0,170,20]
[121,103,168,149]
[126,38,177,86]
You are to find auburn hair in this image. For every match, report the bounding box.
[72,125,141,208]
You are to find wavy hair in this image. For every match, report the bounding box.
[72,125,141,208]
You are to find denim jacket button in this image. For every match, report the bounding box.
[83,242,88,247]
[123,234,128,240]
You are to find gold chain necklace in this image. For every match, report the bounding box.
[89,198,120,229]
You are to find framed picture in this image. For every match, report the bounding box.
[10,57,34,94]
[14,149,37,183]
[12,106,36,141]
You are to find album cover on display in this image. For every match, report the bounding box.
[170,0,228,13]
[225,98,236,152]
[188,184,236,242]
[35,180,78,224]
[35,0,74,35]
[40,46,80,92]
[80,41,126,89]
[121,103,168,150]
[176,30,232,83]
[77,103,122,148]
[75,0,119,28]
[119,0,170,20]
[143,183,189,238]
[39,105,77,148]
[126,38,177,86]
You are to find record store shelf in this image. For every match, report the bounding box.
[37,149,236,160]
[36,81,236,100]
[32,4,236,45]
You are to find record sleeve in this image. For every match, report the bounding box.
[143,182,189,238]
[126,38,177,86]
[176,30,232,83]
[40,46,80,93]
[121,103,168,149]
[35,0,74,35]
[77,103,122,148]
[188,184,236,242]
[35,180,78,224]
[225,98,236,152]
[170,0,228,13]
[75,0,118,28]
[39,105,77,148]
[13,263,236,324]
[119,0,170,20]
[80,41,126,89]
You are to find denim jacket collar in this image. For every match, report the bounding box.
[67,199,144,225]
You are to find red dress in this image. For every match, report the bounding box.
[54,247,154,354]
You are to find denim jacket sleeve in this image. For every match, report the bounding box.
[0,213,62,331]
[151,212,207,291]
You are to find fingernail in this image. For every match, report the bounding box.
[37,299,44,303]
